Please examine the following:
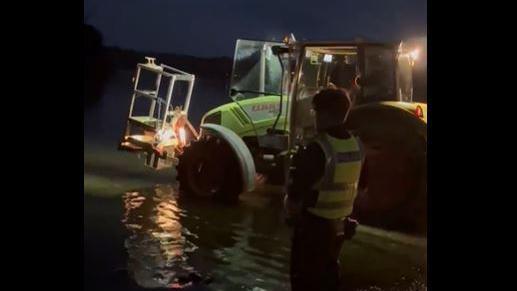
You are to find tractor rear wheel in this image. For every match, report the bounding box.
[176,135,243,203]
[347,105,427,234]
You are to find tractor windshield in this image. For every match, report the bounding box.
[229,39,285,100]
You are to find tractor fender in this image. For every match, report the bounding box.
[200,123,256,192]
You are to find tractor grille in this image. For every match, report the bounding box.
[230,107,250,125]
[203,111,221,125]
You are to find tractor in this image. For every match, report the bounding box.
[119,35,427,233]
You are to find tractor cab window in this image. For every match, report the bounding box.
[229,39,285,100]
[294,46,359,140]
[297,46,359,100]
[360,47,397,103]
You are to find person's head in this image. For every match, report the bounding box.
[312,88,351,132]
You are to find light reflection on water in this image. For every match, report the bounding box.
[121,185,291,290]
[121,184,425,291]
[123,185,199,288]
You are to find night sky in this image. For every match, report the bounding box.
[84,0,426,57]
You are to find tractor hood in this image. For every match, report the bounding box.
[201,96,288,137]
[374,102,427,124]
[202,95,283,119]
[202,98,426,138]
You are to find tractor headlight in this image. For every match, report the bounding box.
[409,49,420,61]
[155,127,175,143]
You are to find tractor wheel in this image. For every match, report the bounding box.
[176,135,243,203]
[347,105,427,234]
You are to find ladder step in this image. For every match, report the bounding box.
[135,90,158,99]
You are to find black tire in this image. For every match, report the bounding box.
[176,135,243,203]
[347,105,427,234]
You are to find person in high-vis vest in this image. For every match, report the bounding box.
[285,88,367,291]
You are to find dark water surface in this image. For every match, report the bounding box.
[84,182,426,291]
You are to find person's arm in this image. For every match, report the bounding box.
[284,143,325,222]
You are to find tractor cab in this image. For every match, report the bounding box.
[224,37,419,148]
[288,41,418,143]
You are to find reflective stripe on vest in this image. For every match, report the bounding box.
[307,133,364,220]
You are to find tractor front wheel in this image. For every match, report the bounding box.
[176,135,243,203]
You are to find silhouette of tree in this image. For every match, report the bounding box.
[84,24,112,108]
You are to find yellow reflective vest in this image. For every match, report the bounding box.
[306,133,364,220]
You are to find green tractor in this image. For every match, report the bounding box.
[119,35,427,232]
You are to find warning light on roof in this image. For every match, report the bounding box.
[409,49,420,61]
[408,48,420,66]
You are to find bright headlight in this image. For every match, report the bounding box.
[155,127,174,142]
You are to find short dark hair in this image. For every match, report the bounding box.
[312,88,351,117]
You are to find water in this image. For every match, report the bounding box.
[84,69,427,291]
[120,185,291,291]
[85,179,426,291]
